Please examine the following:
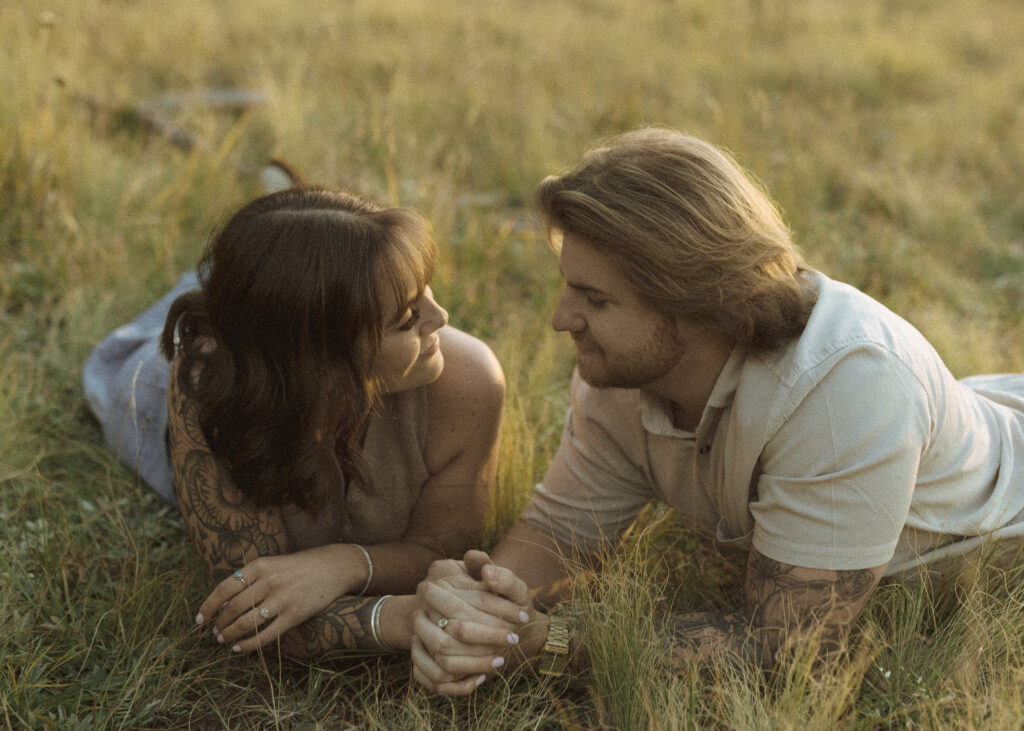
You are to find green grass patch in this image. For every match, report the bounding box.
[3,0,1024,726]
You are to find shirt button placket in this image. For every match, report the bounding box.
[694,427,713,504]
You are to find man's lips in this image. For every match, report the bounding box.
[571,334,598,354]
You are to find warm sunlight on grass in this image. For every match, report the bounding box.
[3,0,1024,726]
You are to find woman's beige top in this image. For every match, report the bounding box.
[281,387,429,550]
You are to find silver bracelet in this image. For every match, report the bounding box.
[370,595,394,652]
[354,544,373,596]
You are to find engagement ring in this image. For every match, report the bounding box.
[437,617,449,630]
[259,607,270,619]
[233,570,247,586]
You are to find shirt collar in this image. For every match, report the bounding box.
[638,347,743,437]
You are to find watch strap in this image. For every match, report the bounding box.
[538,616,571,677]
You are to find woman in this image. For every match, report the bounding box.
[84,186,505,657]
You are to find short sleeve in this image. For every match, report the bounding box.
[520,372,654,553]
[750,345,932,570]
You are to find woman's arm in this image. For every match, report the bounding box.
[170,326,504,657]
[167,358,290,580]
[168,361,387,655]
[339,326,506,649]
[388,326,505,580]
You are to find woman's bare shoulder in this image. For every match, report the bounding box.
[428,326,505,407]
[423,326,504,446]
[420,327,503,481]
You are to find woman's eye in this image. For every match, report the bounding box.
[398,308,421,331]
[586,297,608,308]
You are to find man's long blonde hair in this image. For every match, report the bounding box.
[536,128,816,353]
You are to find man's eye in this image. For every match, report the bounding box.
[398,309,421,331]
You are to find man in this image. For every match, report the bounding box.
[409,128,1024,694]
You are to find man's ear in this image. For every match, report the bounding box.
[671,316,736,360]
[670,314,698,342]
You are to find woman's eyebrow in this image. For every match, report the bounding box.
[388,292,421,326]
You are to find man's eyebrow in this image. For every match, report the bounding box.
[559,266,612,298]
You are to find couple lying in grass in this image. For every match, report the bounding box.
[84,128,1024,693]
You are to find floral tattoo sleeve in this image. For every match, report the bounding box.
[167,361,382,655]
[658,548,884,668]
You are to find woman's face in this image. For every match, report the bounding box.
[375,282,449,392]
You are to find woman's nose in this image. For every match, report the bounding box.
[422,291,448,332]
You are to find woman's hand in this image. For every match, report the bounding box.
[411,552,544,695]
[196,544,365,652]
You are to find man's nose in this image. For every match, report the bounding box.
[551,290,584,333]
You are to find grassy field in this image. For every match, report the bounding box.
[3,0,1024,727]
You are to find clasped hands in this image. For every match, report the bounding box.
[189,542,544,693]
[411,550,545,696]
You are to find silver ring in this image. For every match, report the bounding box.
[437,617,449,630]
[233,570,248,587]
[259,607,270,619]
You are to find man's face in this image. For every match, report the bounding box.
[551,233,687,389]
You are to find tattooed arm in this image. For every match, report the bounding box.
[167,361,286,578]
[658,547,886,668]
[168,360,399,658]
[411,544,887,695]
[408,534,887,695]
[168,326,504,659]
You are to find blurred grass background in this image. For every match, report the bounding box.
[2,0,1023,727]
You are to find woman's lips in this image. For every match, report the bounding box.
[419,337,440,359]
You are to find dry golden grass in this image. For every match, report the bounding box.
[3,0,1024,726]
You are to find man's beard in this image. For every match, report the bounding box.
[574,317,684,389]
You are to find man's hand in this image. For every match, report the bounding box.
[411,551,541,695]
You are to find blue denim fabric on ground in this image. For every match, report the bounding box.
[83,271,199,507]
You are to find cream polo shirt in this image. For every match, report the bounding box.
[521,272,1024,577]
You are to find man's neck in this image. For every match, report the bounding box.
[641,332,735,433]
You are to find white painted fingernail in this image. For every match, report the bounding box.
[216,633,225,644]
[506,632,519,645]
[232,645,241,653]
[195,613,204,625]
[519,611,530,623]
[475,675,487,687]
[491,656,505,668]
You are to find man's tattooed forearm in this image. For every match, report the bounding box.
[659,553,881,668]
[658,611,770,666]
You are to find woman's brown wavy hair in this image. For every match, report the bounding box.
[159,186,435,513]
[537,128,816,353]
